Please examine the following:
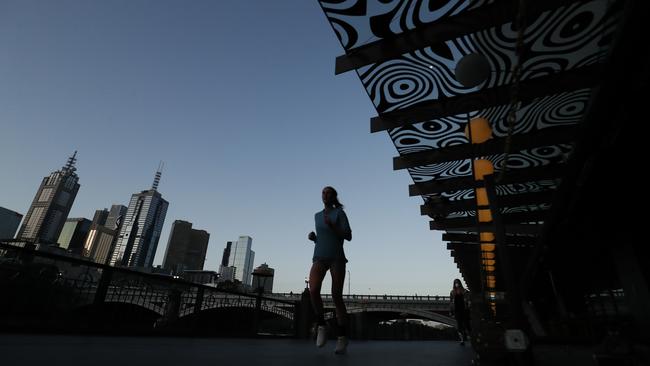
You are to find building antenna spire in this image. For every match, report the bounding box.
[63,150,78,175]
[152,161,164,190]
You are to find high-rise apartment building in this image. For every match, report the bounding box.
[162,220,209,274]
[109,166,168,268]
[17,152,80,244]
[227,236,255,286]
[0,206,23,240]
[57,217,91,253]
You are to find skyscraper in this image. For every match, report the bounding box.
[83,225,117,264]
[109,165,169,268]
[91,208,109,228]
[227,236,255,286]
[162,220,209,275]
[82,204,126,264]
[57,217,91,253]
[0,207,23,240]
[17,152,80,244]
[104,204,127,231]
[221,241,232,267]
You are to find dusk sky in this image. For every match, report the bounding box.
[0,0,461,295]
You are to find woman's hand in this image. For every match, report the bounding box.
[308,231,316,242]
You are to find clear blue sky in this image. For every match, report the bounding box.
[0,0,460,295]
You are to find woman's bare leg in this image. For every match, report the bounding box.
[330,261,348,328]
[309,261,328,322]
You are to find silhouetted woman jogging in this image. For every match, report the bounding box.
[307,186,351,354]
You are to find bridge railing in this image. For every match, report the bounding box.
[271,292,451,303]
[0,241,297,336]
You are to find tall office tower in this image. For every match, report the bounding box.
[104,204,127,231]
[83,225,117,264]
[109,165,169,268]
[57,217,91,253]
[219,266,236,282]
[221,241,232,267]
[91,209,109,228]
[17,152,80,244]
[0,207,23,240]
[83,205,126,263]
[227,236,255,286]
[218,241,233,278]
[252,263,275,293]
[162,220,209,274]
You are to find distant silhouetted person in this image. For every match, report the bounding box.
[450,278,470,345]
[307,186,352,355]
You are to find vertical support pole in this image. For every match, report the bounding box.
[612,244,650,342]
[156,288,182,330]
[296,287,313,339]
[254,289,262,336]
[485,175,534,366]
[193,286,204,314]
[484,174,523,326]
[94,267,113,305]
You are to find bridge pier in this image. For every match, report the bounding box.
[352,311,368,340]
[155,289,181,330]
[294,288,313,339]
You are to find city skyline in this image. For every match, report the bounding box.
[0,0,461,295]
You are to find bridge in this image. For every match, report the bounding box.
[270,293,455,325]
[0,241,456,338]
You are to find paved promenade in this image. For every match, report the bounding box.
[0,334,475,366]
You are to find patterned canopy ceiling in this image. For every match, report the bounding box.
[318,0,622,236]
[317,0,629,293]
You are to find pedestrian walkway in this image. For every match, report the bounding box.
[0,334,475,366]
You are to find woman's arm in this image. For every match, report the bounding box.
[328,224,351,241]
[326,210,352,241]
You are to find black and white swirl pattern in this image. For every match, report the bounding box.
[318,0,622,233]
[359,41,481,113]
[492,89,590,135]
[438,189,475,202]
[357,0,618,112]
[486,144,573,170]
[496,180,560,195]
[445,211,472,219]
[389,89,588,156]
[319,0,489,51]
[408,158,472,182]
[390,115,467,153]
[502,204,551,214]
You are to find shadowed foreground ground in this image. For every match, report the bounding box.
[0,334,475,366]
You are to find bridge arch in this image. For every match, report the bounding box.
[189,303,292,321]
[338,307,456,327]
[70,301,162,329]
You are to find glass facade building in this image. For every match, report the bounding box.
[17,152,80,244]
[227,236,255,286]
[109,171,168,268]
[105,204,127,231]
[57,217,91,253]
